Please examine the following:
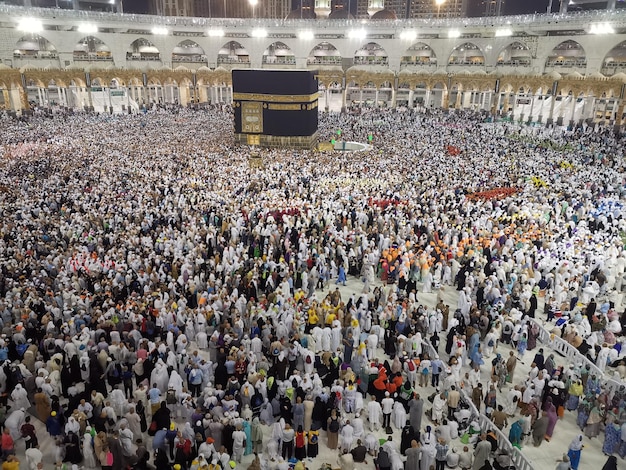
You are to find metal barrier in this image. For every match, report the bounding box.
[423,339,535,469]
[527,318,625,394]
[459,389,535,470]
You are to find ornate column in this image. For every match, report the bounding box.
[442,90,449,109]
[614,99,624,127]
[528,94,535,122]
[502,95,509,114]
[1,89,10,110]
[547,94,556,124]
[569,94,577,125]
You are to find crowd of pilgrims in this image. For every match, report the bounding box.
[0,105,624,470]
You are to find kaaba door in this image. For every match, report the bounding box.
[241,101,263,133]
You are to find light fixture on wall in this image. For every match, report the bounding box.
[299,31,315,40]
[495,28,512,37]
[251,28,267,38]
[348,29,366,40]
[589,23,614,35]
[399,30,417,41]
[208,29,225,37]
[17,18,43,33]
[152,27,169,35]
[448,30,460,39]
[78,24,98,34]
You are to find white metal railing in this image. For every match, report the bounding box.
[459,388,535,470]
[1,5,626,31]
[422,339,535,469]
[527,318,625,394]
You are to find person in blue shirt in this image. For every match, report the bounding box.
[46,411,63,437]
[188,364,203,397]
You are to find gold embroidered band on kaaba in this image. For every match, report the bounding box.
[233,92,319,103]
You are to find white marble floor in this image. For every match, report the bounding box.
[10,276,619,470]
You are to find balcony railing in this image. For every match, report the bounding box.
[448,59,485,66]
[73,53,113,62]
[497,59,531,67]
[262,57,296,65]
[353,57,389,66]
[172,55,207,63]
[307,57,342,65]
[400,58,437,66]
[13,51,58,59]
[544,59,587,68]
[217,57,250,64]
[126,53,161,61]
[600,62,626,76]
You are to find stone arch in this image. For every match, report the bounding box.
[262,41,295,66]
[25,77,46,88]
[545,40,586,69]
[217,41,250,66]
[307,42,342,66]
[496,41,531,67]
[601,40,626,76]
[429,81,448,108]
[74,36,112,61]
[109,77,127,88]
[14,34,57,59]
[401,42,437,67]
[128,77,143,86]
[68,77,87,88]
[127,38,161,61]
[354,42,388,66]
[449,43,484,66]
[172,40,206,64]
[431,80,447,91]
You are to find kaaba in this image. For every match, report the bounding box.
[232,69,319,149]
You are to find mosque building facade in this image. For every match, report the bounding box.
[0,3,625,127]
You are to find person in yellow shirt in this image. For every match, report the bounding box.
[1,455,19,470]
[294,290,305,303]
[306,309,319,333]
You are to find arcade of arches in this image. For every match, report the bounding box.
[1,67,625,126]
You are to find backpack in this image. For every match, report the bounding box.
[488,339,494,347]
[408,360,415,372]
[305,355,312,364]
[328,418,339,433]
